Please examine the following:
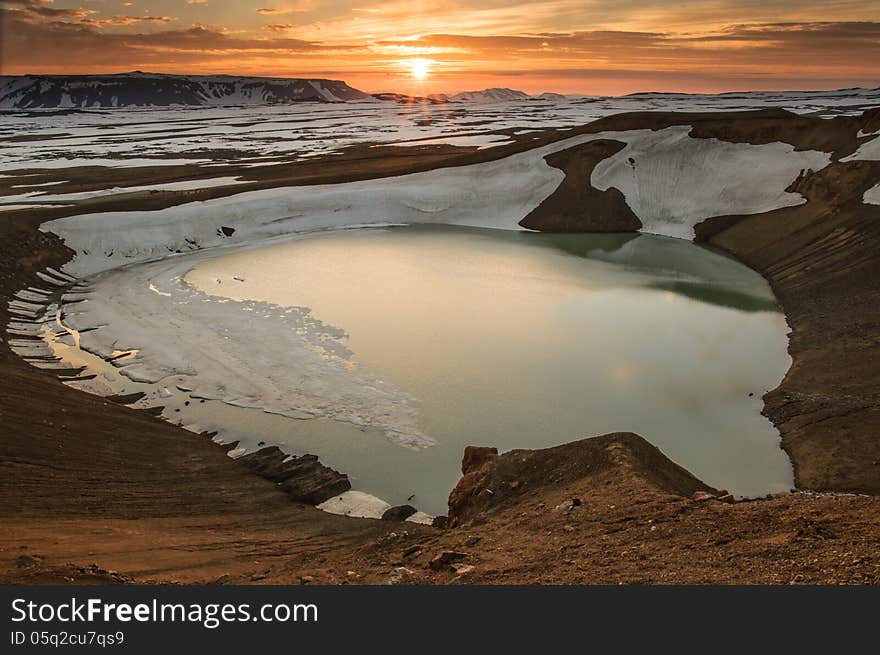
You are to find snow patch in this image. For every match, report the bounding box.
[842,133,880,161]
[317,490,391,518]
[42,128,833,275]
[591,125,831,239]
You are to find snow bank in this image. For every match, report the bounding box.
[317,491,391,519]
[43,128,830,277]
[865,182,880,205]
[43,132,597,277]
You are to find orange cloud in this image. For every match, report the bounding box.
[2,2,879,95]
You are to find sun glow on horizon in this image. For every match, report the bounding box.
[2,1,878,94]
[407,58,432,81]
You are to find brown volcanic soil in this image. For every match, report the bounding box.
[699,158,880,494]
[519,140,642,232]
[344,434,880,585]
[1,108,879,584]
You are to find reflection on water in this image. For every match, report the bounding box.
[180,225,792,514]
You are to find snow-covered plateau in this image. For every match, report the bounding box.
[1,86,877,173]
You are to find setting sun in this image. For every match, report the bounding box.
[408,59,432,81]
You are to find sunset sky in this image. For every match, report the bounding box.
[2,0,879,95]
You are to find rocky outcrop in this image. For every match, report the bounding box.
[519,140,641,232]
[0,72,368,109]
[447,434,717,527]
[381,505,418,521]
[447,446,499,528]
[236,446,351,504]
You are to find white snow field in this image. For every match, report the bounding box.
[865,182,880,205]
[843,131,880,161]
[2,87,877,173]
[41,123,831,278]
[590,125,830,238]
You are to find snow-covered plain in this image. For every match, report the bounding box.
[2,87,877,173]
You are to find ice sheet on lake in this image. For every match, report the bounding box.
[61,248,435,449]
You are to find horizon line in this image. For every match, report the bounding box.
[2,70,878,99]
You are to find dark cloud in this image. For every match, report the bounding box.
[376,22,880,68]
[0,9,355,72]
[381,22,880,50]
[256,8,294,15]
[264,24,297,32]
[2,0,95,18]
[80,16,175,27]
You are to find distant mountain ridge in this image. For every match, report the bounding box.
[0,74,571,109]
[428,88,533,103]
[0,72,369,109]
